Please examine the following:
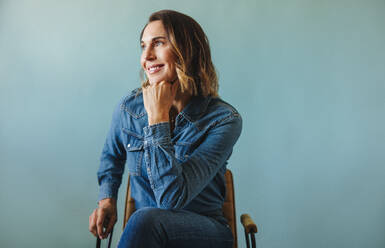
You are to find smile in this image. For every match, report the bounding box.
[148,64,164,74]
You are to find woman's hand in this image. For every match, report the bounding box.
[142,80,179,125]
[89,198,117,239]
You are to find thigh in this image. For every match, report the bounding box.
[123,207,233,248]
[153,208,233,248]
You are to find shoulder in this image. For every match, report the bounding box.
[194,96,242,131]
[205,97,242,123]
[208,97,241,118]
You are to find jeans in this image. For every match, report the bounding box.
[117,207,234,248]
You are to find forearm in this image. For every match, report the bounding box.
[97,97,127,202]
[143,115,241,209]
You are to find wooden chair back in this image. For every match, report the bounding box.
[123,169,238,248]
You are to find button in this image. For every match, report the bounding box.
[127,144,131,148]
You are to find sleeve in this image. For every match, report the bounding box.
[96,99,127,202]
[142,112,242,209]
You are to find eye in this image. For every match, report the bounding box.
[154,41,163,46]
[140,44,146,50]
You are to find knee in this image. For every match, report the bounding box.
[126,207,164,232]
[119,208,168,248]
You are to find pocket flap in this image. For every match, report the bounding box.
[127,143,143,152]
[122,128,144,152]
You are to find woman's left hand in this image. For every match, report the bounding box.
[142,80,179,125]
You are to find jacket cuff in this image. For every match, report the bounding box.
[143,122,171,146]
[97,183,119,202]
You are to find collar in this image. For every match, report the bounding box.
[179,95,212,122]
[123,88,212,122]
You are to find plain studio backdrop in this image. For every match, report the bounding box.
[0,0,384,247]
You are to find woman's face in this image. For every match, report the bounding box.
[140,20,177,85]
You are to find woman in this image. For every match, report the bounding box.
[89,10,242,248]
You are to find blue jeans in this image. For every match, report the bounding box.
[117,207,234,248]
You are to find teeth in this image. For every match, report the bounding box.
[149,65,161,72]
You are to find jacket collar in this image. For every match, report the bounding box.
[124,89,212,122]
[179,95,211,122]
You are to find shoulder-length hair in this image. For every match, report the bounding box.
[140,10,218,97]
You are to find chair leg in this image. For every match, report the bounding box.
[251,232,256,248]
[244,230,250,248]
[96,228,114,248]
[244,229,257,248]
[108,228,114,247]
[96,237,101,248]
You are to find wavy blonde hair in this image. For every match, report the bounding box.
[140,10,218,97]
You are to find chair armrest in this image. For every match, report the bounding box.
[240,214,258,233]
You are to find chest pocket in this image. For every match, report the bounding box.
[123,128,144,176]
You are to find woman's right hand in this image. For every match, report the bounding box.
[89,198,117,239]
[142,80,179,125]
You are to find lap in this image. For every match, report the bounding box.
[120,207,233,248]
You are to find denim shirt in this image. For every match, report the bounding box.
[97,88,242,221]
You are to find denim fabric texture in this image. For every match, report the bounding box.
[97,88,242,245]
[117,207,234,248]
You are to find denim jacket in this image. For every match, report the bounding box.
[97,88,242,221]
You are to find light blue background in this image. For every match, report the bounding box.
[1,0,384,247]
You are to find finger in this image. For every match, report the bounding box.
[88,211,95,236]
[172,79,179,94]
[159,80,172,89]
[143,81,150,88]
[150,80,162,87]
[142,86,147,95]
[89,210,98,237]
[104,214,117,238]
[96,208,106,239]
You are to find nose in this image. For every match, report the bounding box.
[143,46,156,61]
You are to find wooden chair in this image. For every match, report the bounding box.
[97,169,258,248]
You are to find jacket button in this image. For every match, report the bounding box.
[127,144,131,148]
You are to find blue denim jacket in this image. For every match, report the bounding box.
[97,88,242,221]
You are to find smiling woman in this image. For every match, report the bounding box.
[89,10,242,248]
[140,20,177,86]
[139,10,218,97]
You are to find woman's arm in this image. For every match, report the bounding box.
[142,80,242,209]
[90,98,127,239]
[97,98,127,201]
[143,114,242,209]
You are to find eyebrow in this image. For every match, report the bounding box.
[140,36,167,44]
